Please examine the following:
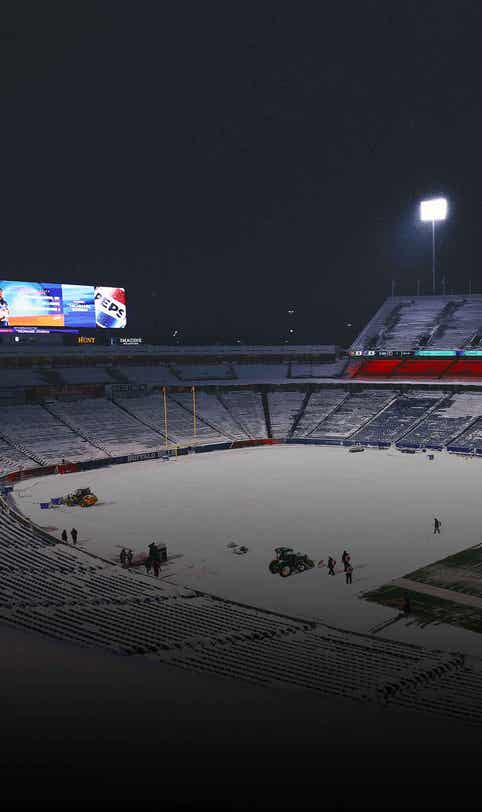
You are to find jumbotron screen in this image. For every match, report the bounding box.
[0,281,126,329]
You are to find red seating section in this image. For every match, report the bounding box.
[349,358,482,380]
[443,360,482,379]
[355,359,402,377]
[390,359,454,378]
[345,360,366,378]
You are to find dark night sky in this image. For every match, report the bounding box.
[1,1,482,344]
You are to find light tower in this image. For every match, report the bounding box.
[420,197,448,295]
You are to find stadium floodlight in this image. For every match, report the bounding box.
[420,197,447,222]
[419,197,448,294]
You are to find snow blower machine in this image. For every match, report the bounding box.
[60,487,98,508]
[268,547,315,577]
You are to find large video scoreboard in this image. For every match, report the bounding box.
[0,281,126,329]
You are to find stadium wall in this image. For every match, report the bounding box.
[0,439,284,484]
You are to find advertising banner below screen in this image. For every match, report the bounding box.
[0,281,127,329]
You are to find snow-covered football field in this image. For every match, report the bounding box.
[16,444,482,654]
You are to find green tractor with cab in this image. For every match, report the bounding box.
[268,547,315,577]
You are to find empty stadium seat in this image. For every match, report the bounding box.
[443,360,482,379]
[390,359,455,378]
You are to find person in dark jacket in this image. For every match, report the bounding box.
[126,549,133,567]
[120,548,127,567]
[70,528,78,545]
[341,550,350,571]
[434,517,441,534]
[345,563,353,584]
[328,556,336,576]
[61,529,68,542]
[403,592,411,615]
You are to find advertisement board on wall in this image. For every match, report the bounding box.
[0,281,127,329]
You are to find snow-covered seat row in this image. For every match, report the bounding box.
[449,417,482,452]
[0,438,35,475]
[352,295,482,353]
[311,390,396,439]
[400,393,482,448]
[428,298,482,349]
[46,398,165,456]
[170,392,244,442]
[377,298,445,351]
[219,391,267,438]
[165,622,468,711]
[116,392,233,445]
[293,390,348,438]
[166,394,229,444]
[268,392,306,438]
[0,404,102,465]
[351,392,441,445]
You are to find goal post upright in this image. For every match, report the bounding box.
[192,384,197,444]
[162,386,169,450]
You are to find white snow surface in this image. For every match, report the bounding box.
[16,444,482,654]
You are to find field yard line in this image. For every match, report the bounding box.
[393,577,482,609]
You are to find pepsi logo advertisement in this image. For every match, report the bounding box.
[0,281,126,329]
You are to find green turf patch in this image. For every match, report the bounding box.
[413,543,482,572]
[364,584,482,634]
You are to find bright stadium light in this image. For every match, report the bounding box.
[420,197,448,294]
[420,197,447,222]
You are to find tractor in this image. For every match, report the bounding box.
[61,487,98,508]
[268,547,315,577]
